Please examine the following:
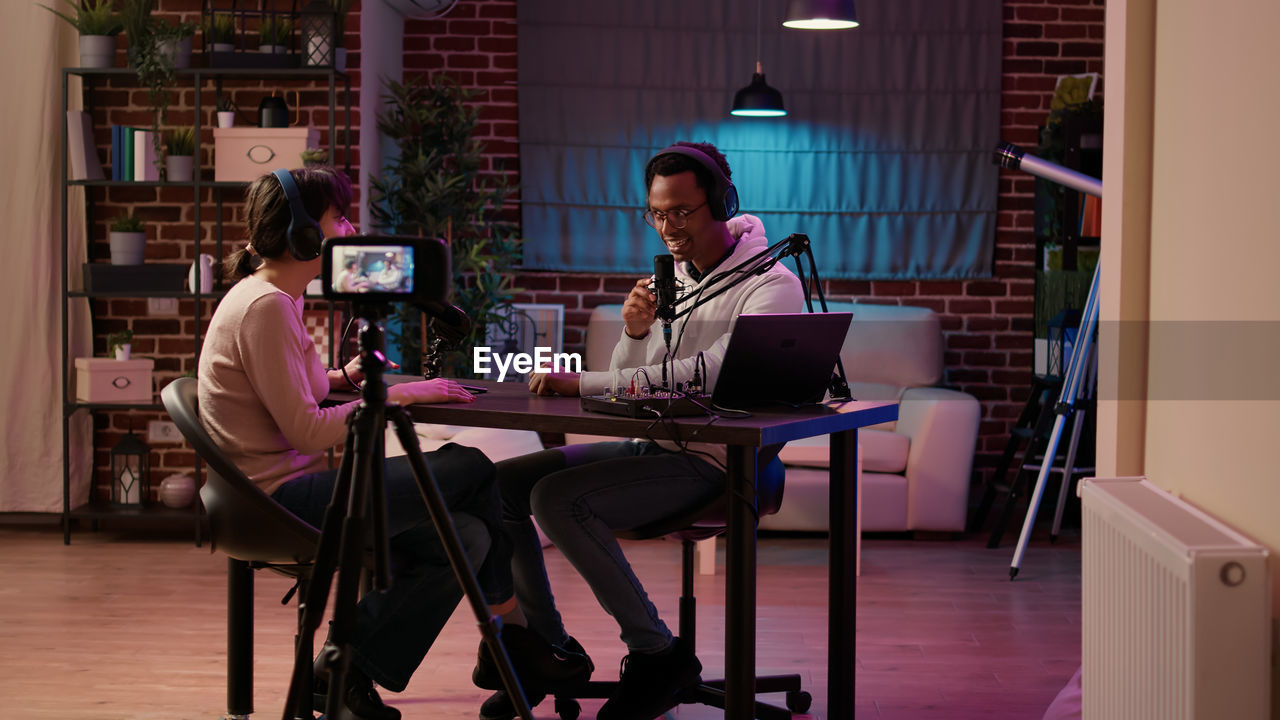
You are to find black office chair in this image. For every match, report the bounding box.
[550,449,812,720]
[161,377,320,720]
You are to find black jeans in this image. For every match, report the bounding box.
[272,442,508,692]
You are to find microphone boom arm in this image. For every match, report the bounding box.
[669,232,852,400]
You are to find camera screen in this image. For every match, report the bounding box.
[329,244,415,295]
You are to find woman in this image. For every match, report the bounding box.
[197,167,589,720]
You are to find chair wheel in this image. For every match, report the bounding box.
[786,689,812,713]
[554,696,581,720]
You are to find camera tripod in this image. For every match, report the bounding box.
[281,306,534,720]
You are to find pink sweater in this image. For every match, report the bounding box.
[197,274,357,495]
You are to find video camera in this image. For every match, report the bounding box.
[321,234,451,306]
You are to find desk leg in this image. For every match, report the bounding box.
[829,429,857,718]
[724,445,758,719]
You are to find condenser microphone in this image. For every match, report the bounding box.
[653,253,677,360]
[993,142,1102,198]
[653,254,677,323]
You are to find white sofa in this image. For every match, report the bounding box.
[573,302,981,534]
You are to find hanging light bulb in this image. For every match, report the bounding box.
[731,0,787,117]
[783,0,859,29]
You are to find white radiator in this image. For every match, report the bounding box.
[1080,477,1270,720]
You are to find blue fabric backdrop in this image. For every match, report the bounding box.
[517,0,1002,279]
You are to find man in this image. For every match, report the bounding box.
[486,142,803,720]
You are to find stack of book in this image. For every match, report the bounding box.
[110,125,160,182]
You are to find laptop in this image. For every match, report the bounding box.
[711,312,852,409]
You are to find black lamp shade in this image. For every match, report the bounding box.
[783,0,859,29]
[731,72,787,117]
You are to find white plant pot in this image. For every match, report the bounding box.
[108,230,145,265]
[216,110,236,128]
[211,42,235,53]
[114,343,131,361]
[79,35,116,69]
[259,43,287,54]
[166,154,194,183]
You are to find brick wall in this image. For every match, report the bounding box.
[85,0,1104,499]
[400,0,1107,478]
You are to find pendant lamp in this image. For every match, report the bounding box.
[783,0,859,29]
[731,0,787,117]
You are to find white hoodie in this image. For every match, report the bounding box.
[580,214,805,464]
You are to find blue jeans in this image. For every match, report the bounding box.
[497,441,723,654]
[272,442,507,692]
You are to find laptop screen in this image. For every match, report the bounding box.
[710,312,852,409]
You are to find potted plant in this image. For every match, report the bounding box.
[258,16,291,54]
[164,126,195,182]
[215,95,236,128]
[107,329,133,361]
[300,147,329,167]
[204,12,236,52]
[156,19,197,70]
[108,213,145,265]
[41,0,123,69]
[370,74,523,377]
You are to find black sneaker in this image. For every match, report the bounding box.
[473,625,593,693]
[597,637,702,720]
[313,660,401,720]
[477,637,590,720]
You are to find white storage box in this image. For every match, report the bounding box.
[74,357,154,404]
[214,127,320,182]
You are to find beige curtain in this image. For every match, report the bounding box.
[0,3,92,511]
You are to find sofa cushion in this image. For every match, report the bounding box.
[776,428,908,474]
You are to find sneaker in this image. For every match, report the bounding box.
[473,625,593,694]
[477,637,590,720]
[597,637,702,720]
[313,660,401,720]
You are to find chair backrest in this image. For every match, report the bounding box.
[161,377,319,564]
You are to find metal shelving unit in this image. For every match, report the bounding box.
[59,65,351,544]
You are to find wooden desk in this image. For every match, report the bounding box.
[383,378,896,719]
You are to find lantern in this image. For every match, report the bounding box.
[111,431,151,506]
[1046,308,1080,380]
[300,0,337,67]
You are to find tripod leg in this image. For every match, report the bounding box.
[1009,263,1101,578]
[320,405,386,720]
[1009,414,1068,578]
[1050,408,1087,542]
[1051,344,1097,542]
[386,407,534,720]
[282,429,360,720]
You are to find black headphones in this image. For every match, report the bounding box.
[271,168,324,261]
[650,145,739,222]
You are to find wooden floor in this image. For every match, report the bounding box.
[0,524,1080,720]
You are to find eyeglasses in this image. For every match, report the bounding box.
[643,202,707,230]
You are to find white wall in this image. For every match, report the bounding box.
[1102,0,1280,714]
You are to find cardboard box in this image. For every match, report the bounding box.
[74,357,155,404]
[214,127,320,182]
